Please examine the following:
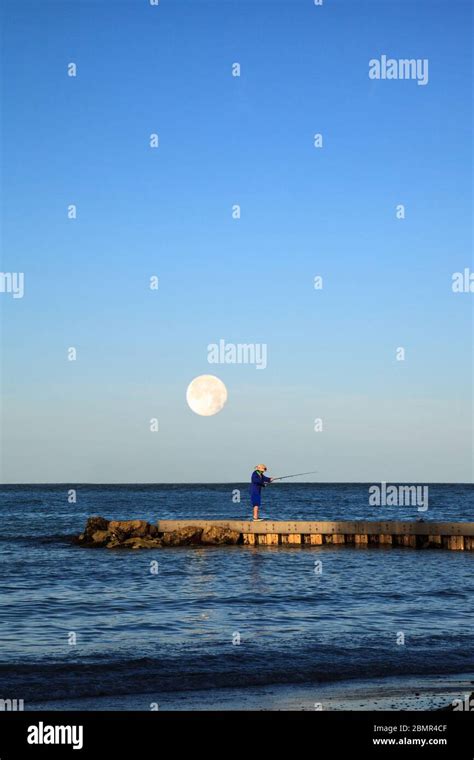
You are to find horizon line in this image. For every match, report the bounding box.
[0,481,472,487]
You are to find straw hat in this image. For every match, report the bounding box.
[255,464,267,472]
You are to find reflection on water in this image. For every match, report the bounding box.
[0,483,472,701]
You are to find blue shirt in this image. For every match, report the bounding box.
[249,470,271,505]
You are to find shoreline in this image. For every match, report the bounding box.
[25,672,474,712]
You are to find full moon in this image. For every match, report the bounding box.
[186,374,228,416]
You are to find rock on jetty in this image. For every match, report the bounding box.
[76,517,241,549]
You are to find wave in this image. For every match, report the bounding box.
[1,646,473,703]
[0,534,76,544]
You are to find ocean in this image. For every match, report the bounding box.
[0,483,473,709]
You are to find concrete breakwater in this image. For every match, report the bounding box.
[76,517,474,550]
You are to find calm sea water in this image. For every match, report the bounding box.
[0,483,473,705]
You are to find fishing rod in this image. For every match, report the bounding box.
[270,470,318,482]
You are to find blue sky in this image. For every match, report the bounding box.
[1,0,472,483]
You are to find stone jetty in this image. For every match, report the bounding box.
[75,517,474,550]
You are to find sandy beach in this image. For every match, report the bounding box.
[26,672,474,712]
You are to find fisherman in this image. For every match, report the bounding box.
[250,464,273,521]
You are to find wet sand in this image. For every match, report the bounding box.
[26,672,474,711]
